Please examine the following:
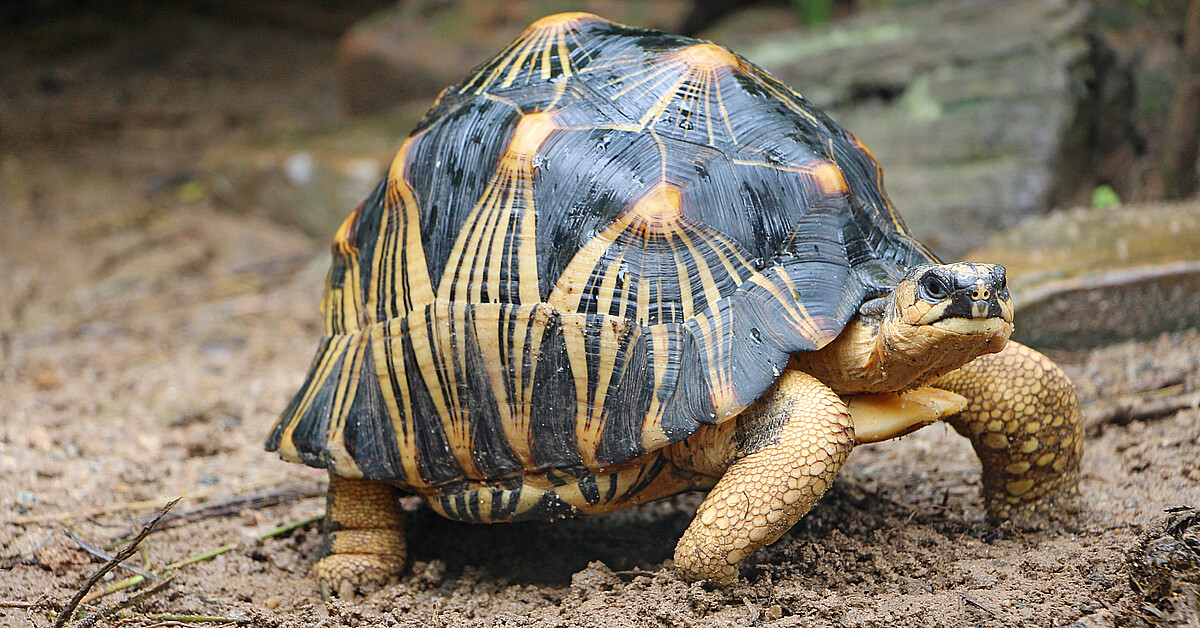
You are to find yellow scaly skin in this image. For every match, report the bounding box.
[668,369,854,584]
[936,341,1083,522]
[314,475,406,600]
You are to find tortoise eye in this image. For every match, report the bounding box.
[919,272,951,301]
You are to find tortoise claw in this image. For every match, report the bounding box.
[314,554,402,600]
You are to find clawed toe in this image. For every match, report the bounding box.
[315,554,403,600]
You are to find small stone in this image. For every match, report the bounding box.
[33,370,62,390]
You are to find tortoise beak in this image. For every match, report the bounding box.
[956,264,1012,322]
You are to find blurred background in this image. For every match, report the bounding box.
[2,0,1196,250]
[2,2,1199,625]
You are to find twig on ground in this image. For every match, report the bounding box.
[1085,391,1200,435]
[4,478,306,526]
[104,486,323,548]
[0,600,36,608]
[7,492,209,527]
[83,516,321,605]
[53,498,180,628]
[106,575,174,614]
[961,593,997,617]
[73,575,176,626]
[65,531,158,580]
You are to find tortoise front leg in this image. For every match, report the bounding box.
[934,341,1083,522]
[314,473,406,599]
[669,369,854,584]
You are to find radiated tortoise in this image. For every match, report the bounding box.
[266,12,1083,598]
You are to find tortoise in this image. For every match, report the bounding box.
[266,12,1083,598]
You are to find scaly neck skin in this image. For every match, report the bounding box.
[791,312,1012,395]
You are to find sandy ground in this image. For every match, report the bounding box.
[2,11,1199,628]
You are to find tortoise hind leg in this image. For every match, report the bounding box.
[315,473,406,599]
[668,369,854,584]
[934,341,1083,523]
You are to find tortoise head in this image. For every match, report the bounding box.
[793,262,1014,394]
[864,261,1014,388]
[874,262,1013,336]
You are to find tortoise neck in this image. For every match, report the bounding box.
[791,313,1006,394]
[790,314,894,394]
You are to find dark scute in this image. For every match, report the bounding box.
[404,315,466,486]
[659,325,714,435]
[437,490,481,523]
[543,467,574,487]
[413,89,473,135]
[723,291,813,393]
[627,30,694,53]
[289,339,350,468]
[460,307,523,478]
[528,313,585,469]
[407,99,521,295]
[343,342,407,481]
[325,256,349,336]
[603,471,620,502]
[488,81,566,114]
[488,483,522,521]
[466,490,482,522]
[596,325,653,466]
[577,475,601,506]
[840,199,915,294]
[532,128,654,299]
[570,18,636,69]
[769,201,875,330]
[544,81,638,129]
[515,491,579,521]
[616,453,672,503]
[264,409,287,452]
[675,148,803,263]
[353,179,388,312]
[266,335,331,453]
[764,260,860,351]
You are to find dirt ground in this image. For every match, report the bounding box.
[2,10,1199,628]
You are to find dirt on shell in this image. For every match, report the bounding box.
[2,10,1199,628]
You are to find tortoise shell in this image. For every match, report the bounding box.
[267,13,937,500]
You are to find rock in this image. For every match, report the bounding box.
[716,0,1114,258]
[1126,506,1200,627]
[338,0,691,115]
[967,200,1200,349]
[204,112,422,238]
